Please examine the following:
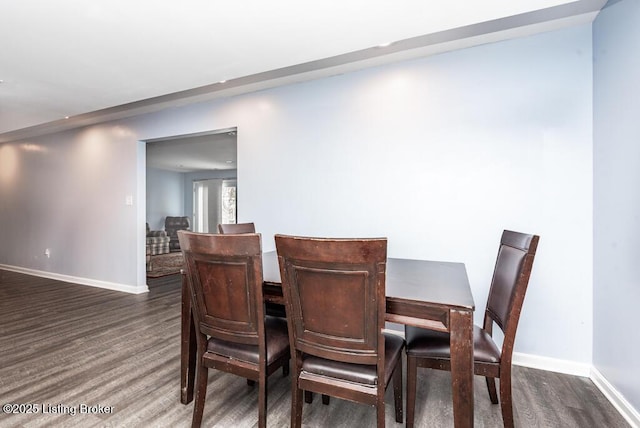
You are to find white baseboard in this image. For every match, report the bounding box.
[399,344,637,426]
[591,367,640,428]
[512,351,592,377]
[0,264,148,294]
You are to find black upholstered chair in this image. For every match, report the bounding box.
[165,216,190,252]
[404,230,539,428]
[218,222,256,234]
[179,231,290,428]
[275,235,404,428]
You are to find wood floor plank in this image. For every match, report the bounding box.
[0,270,631,427]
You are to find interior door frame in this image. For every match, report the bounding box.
[140,127,238,287]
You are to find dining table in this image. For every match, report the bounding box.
[180,251,476,428]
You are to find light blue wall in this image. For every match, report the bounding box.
[593,0,640,414]
[146,167,185,230]
[0,25,594,365]
[0,125,140,289]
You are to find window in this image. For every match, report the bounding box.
[221,180,237,224]
[193,178,237,233]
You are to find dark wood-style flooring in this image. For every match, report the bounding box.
[0,270,629,427]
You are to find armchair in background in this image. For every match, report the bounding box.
[146,223,170,255]
[165,216,191,252]
[146,223,170,272]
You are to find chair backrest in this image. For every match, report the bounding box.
[484,230,539,355]
[179,231,265,346]
[166,216,191,250]
[166,216,190,231]
[275,235,387,366]
[218,222,256,234]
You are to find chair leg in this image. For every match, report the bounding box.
[376,394,385,428]
[485,376,499,404]
[303,391,330,404]
[191,363,208,428]
[392,358,403,423]
[499,373,515,428]
[292,379,303,428]
[406,355,418,428]
[258,374,267,428]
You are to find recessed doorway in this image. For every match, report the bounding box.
[145,127,237,231]
[143,127,238,280]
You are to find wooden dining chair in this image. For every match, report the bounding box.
[217,222,256,234]
[178,231,290,428]
[217,221,287,319]
[275,235,405,428]
[404,230,539,428]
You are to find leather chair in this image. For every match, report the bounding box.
[218,222,256,234]
[165,216,190,252]
[275,235,405,428]
[404,230,539,428]
[178,231,290,428]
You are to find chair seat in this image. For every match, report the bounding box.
[207,316,289,365]
[405,325,500,363]
[301,333,405,386]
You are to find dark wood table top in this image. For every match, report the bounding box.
[261,250,475,310]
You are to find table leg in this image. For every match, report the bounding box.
[180,271,196,404]
[449,309,474,428]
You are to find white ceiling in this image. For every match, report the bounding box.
[0,0,606,149]
[146,130,237,173]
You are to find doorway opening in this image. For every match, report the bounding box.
[143,127,238,278]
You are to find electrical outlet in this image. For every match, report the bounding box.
[44,248,51,258]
